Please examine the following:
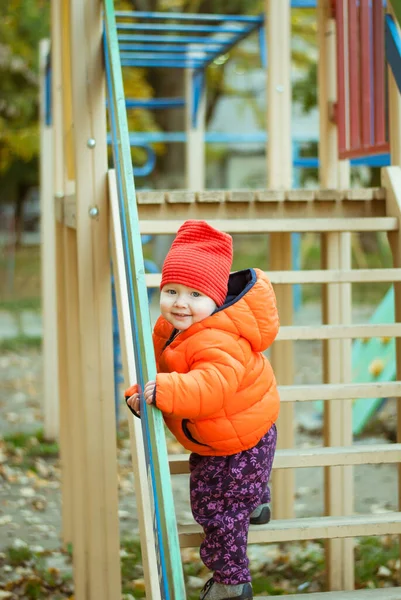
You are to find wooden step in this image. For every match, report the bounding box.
[146,268,401,288]
[257,588,401,600]
[169,443,401,474]
[277,323,401,341]
[178,512,401,548]
[279,382,401,402]
[139,217,398,235]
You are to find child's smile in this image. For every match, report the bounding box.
[160,283,217,331]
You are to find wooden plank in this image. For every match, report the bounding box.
[61,194,389,223]
[133,188,385,205]
[196,190,226,203]
[104,3,186,597]
[169,443,401,474]
[383,166,401,588]
[178,512,401,547]
[165,190,195,204]
[64,229,87,598]
[261,588,401,600]
[138,217,398,234]
[266,0,294,521]
[322,231,354,591]
[39,38,59,441]
[185,63,205,190]
[70,0,121,598]
[51,0,72,547]
[277,323,401,341]
[145,268,401,288]
[109,171,161,599]
[279,381,401,402]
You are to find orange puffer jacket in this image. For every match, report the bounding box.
[153,268,280,456]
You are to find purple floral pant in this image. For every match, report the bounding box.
[189,424,277,585]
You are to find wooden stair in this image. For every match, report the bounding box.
[106,172,401,596]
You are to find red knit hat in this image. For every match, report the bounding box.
[160,220,233,306]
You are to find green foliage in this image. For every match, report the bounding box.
[0,0,50,182]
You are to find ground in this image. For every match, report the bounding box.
[0,301,399,598]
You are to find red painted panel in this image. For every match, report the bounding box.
[336,0,389,160]
[372,0,386,146]
[336,0,347,155]
[348,0,361,149]
[359,0,372,148]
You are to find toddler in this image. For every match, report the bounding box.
[126,220,280,600]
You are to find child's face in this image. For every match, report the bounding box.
[160,283,217,331]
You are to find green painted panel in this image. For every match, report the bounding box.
[104,1,186,598]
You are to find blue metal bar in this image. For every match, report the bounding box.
[121,59,206,68]
[385,14,401,96]
[116,22,249,34]
[120,51,209,61]
[119,43,221,53]
[125,98,185,109]
[117,33,232,45]
[45,63,52,126]
[115,11,262,22]
[133,144,156,177]
[258,26,267,69]
[192,70,205,127]
[197,16,263,70]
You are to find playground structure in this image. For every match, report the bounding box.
[39,0,401,599]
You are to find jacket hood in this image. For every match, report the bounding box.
[208,268,279,352]
[155,268,279,353]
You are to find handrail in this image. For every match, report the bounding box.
[103,1,186,598]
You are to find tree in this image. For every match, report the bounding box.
[0,0,50,242]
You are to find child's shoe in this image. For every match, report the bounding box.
[249,503,271,525]
[200,577,253,599]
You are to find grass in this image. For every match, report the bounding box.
[0,334,42,352]
[3,429,59,466]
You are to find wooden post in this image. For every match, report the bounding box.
[185,66,206,190]
[51,0,73,547]
[266,0,294,520]
[386,6,401,582]
[39,39,59,441]
[68,0,121,598]
[318,0,354,590]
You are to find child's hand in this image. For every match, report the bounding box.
[125,381,156,417]
[126,389,141,416]
[144,380,156,405]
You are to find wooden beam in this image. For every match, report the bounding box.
[39,38,59,442]
[145,268,401,288]
[137,217,398,235]
[179,512,401,547]
[261,588,401,600]
[277,323,401,340]
[69,0,121,598]
[383,166,401,587]
[169,443,401,474]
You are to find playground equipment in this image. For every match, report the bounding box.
[39,0,401,598]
